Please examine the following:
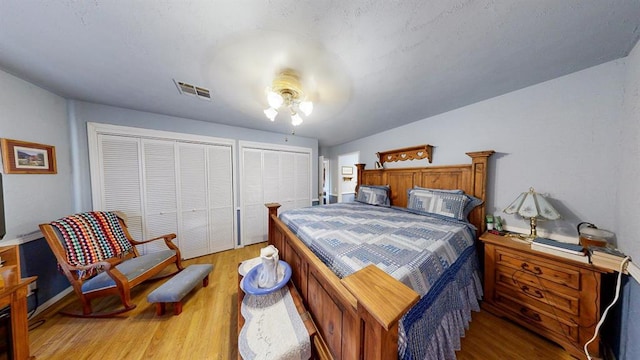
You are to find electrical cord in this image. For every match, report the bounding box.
[583,256,630,360]
[27,289,39,319]
[27,289,47,331]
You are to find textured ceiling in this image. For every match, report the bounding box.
[1,1,639,147]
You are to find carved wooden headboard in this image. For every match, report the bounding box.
[356,150,494,234]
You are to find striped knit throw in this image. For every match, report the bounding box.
[51,212,134,269]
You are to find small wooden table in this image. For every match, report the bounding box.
[0,245,37,360]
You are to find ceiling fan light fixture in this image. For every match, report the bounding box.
[267,91,284,108]
[299,101,313,116]
[264,69,312,126]
[264,107,278,121]
[291,112,303,126]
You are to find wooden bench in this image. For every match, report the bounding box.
[148,264,214,315]
[237,263,332,360]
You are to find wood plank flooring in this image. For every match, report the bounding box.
[28,243,574,359]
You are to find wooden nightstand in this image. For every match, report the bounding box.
[479,232,611,360]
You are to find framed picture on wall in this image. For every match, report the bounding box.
[341,166,353,175]
[1,138,57,174]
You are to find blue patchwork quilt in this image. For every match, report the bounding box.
[279,202,476,296]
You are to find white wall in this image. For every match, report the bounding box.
[68,101,319,212]
[617,39,640,261]
[0,69,73,241]
[326,60,626,239]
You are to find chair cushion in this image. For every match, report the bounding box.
[82,250,176,293]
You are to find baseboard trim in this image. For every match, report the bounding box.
[30,286,73,318]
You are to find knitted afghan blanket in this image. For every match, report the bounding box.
[51,211,134,269]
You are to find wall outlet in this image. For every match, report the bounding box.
[27,281,37,296]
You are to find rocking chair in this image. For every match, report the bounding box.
[39,211,183,317]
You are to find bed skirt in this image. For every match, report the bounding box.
[399,246,482,360]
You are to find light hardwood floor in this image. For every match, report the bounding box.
[28,243,574,359]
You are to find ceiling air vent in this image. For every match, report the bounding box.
[174,79,211,101]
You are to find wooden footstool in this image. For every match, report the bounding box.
[147,264,214,315]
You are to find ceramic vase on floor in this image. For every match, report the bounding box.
[258,245,279,288]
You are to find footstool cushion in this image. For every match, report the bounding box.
[147,263,214,315]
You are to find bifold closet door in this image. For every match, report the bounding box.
[98,135,145,243]
[142,139,179,253]
[208,145,234,253]
[241,149,266,246]
[178,143,210,260]
[178,143,235,259]
[94,132,235,258]
[240,147,311,246]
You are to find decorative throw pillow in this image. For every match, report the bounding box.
[356,185,390,207]
[407,188,469,220]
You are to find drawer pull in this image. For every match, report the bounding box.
[521,262,543,275]
[521,285,544,299]
[519,307,542,322]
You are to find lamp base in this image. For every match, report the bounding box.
[504,217,538,243]
[506,232,536,243]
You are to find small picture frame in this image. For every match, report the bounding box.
[1,138,57,174]
[341,166,353,175]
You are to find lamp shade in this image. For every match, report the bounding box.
[504,187,560,220]
[291,113,303,126]
[263,107,278,121]
[267,91,284,108]
[299,101,313,116]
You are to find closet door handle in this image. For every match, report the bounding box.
[521,285,544,299]
[520,307,542,322]
[521,262,542,275]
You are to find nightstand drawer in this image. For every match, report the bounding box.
[495,263,580,297]
[496,248,581,290]
[495,291,579,342]
[495,279,579,316]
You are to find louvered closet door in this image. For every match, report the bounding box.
[242,149,266,245]
[278,151,296,213]
[98,135,144,243]
[178,143,209,259]
[295,153,311,208]
[240,146,311,246]
[142,139,178,253]
[208,145,234,253]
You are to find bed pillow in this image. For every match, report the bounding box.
[463,194,484,218]
[412,186,483,220]
[356,185,390,207]
[413,186,464,194]
[407,188,469,220]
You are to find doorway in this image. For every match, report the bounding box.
[337,152,359,203]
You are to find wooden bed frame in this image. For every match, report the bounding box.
[266,150,494,359]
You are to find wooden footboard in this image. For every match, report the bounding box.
[266,204,419,360]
